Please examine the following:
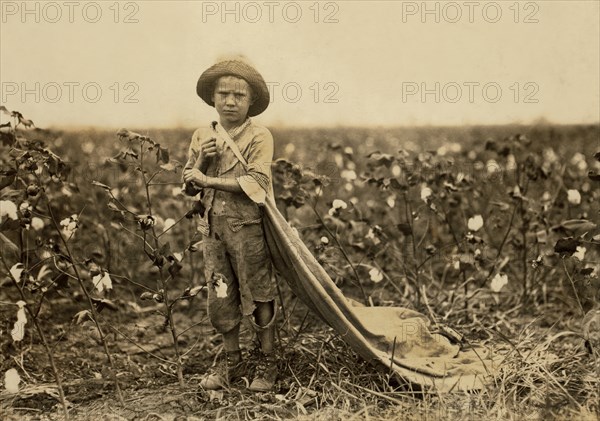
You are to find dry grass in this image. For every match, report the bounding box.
[1,297,599,421]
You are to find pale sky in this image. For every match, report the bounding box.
[1,0,599,128]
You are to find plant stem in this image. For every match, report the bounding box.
[520,178,530,304]
[402,193,421,304]
[1,255,70,420]
[47,204,125,405]
[311,186,368,305]
[469,204,518,299]
[139,140,185,386]
[562,259,585,316]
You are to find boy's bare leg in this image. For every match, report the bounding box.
[249,301,277,392]
[254,301,274,353]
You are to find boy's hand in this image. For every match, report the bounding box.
[183,168,209,188]
[200,137,219,159]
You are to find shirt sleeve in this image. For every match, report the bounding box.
[236,128,274,204]
[182,129,202,196]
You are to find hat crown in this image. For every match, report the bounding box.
[197,59,269,117]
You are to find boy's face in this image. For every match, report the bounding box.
[212,76,254,127]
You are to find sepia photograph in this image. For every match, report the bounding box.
[0,1,599,419]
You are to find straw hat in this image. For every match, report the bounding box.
[196,59,270,117]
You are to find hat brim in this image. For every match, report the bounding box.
[197,60,270,117]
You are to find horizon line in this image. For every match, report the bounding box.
[31,120,600,133]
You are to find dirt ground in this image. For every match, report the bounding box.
[0,293,405,420]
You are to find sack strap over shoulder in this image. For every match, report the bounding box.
[212,121,248,168]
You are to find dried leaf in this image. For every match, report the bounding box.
[367,151,395,167]
[90,297,118,312]
[554,237,580,256]
[588,170,600,182]
[91,180,112,191]
[73,310,92,324]
[140,292,154,301]
[554,219,597,237]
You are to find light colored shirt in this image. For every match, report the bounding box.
[183,119,274,235]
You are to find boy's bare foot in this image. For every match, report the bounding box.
[249,352,278,392]
[200,350,244,390]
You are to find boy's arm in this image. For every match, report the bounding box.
[182,130,215,196]
[236,129,274,203]
[182,131,203,196]
[184,130,274,199]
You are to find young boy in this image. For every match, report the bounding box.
[182,59,277,392]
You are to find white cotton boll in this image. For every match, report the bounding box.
[570,153,587,171]
[506,154,517,171]
[369,268,383,283]
[329,199,348,215]
[332,199,347,210]
[573,246,586,261]
[10,263,24,283]
[284,143,295,155]
[490,273,508,292]
[448,142,462,153]
[486,159,501,175]
[320,236,329,245]
[386,196,396,208]
[11,301,27,342]
[19,202,32,213]
[61,186,73,197]
[567,189,581,205]
[341,169,357,181]
[0,200,18,222]
[31,217,44,231]
[467,215,484,232]
[92,271,113,293]
[60,216,79,238]
[172,186,182,196]
[82,141,95,154]
[420,187,432,203]
[392,165,401,177]
[543,148,559,164]
[163,218,176,231]
[365,228,380,245]
[4,369,21,393]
